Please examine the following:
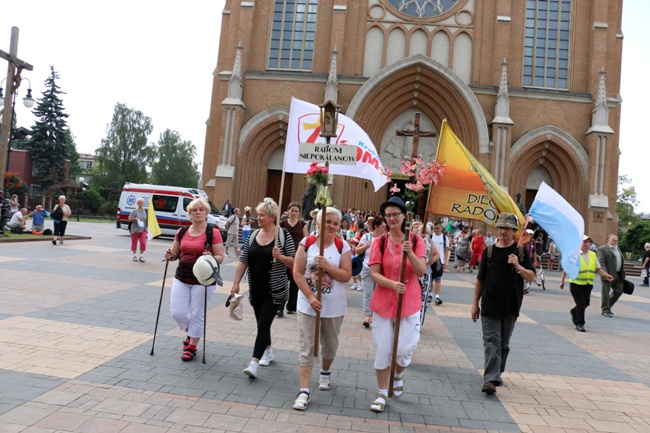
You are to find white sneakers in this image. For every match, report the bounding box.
[243,361,258,378]
[259,348,274,366]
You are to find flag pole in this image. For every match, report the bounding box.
[273,171,287,262]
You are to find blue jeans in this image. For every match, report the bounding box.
[481,315,517,384]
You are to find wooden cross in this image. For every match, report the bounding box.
[1,27,34,192]
[396,112,437,159]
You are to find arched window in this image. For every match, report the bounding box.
[268,0,318,70]
[523,0,571,89]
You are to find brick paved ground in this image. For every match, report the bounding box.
[1,222,650,433]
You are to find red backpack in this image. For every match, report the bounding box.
[303,235,344,253]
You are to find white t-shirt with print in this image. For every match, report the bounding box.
[431,233,449,265]
[297,238,351,318]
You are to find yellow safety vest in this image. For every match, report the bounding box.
[569,251,597,285]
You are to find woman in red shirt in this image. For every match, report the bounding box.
[469,229,486,272]
[368,196,426,413]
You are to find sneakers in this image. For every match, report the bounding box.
[132,256,138,262]
[244,361,258,378]
[59,239,63,245]
[434,297,443,305]
[318,372,331,390]
[139,257,145,262]
[259,349,274,366]
[351,283,358,290]
[426,294,433,303]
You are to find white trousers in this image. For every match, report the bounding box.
[371,311,421,370]
[169,278,215,338]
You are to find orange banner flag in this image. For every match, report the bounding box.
[426,119,525,233]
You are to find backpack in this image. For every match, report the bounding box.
[225,215,235,231]
[249,227,286,251]
[486,244,525,265]
[303,234,343,253]
[379,232,419,255]
[178,223,215,250]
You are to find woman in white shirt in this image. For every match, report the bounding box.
[356,216,387,328]
[291,207,352,411]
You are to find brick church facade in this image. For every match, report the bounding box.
[200,0,623,243]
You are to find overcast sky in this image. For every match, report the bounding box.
[2,1,648,212]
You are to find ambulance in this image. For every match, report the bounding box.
[116,183,228,237]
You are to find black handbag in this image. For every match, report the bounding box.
[623,279,635,295]
[50,206,64,221]
[430,259,443,279]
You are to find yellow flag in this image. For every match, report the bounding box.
[147,195,162,240]
[426,119,525,232]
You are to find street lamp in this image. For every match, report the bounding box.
[0,77,34,107]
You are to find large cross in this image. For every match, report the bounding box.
[396,112,437,159]
[1,27,34,193]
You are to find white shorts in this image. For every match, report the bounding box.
[371,311,421,370]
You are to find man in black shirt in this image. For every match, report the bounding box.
[471,213,535,394]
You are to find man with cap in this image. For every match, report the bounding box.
[560,235,612,332]
[597,234,626,317]
[470,212,535,394]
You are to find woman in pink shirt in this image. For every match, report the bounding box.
[368,196,426,413]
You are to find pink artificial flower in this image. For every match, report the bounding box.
[390,184,401,194]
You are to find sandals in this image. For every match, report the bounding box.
[183,336,191,350]
[292,391,310,411]
[181,345,197,362]
[370,393,387,413]
[393,374,404,398]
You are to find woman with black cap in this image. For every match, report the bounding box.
[367,196,426,412]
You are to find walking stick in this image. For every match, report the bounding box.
[202,285,207,364]
[388,214,411,397]
[314,201,327,357]
[150,259,169,356]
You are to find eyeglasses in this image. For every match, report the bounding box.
[384,212,403,219]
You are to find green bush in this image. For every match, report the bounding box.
[99,200,118,217]
[80,187,104,214]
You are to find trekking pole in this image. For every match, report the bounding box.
[150,259,169,355]
[202,285,207,364]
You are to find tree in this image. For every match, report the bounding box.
[95,103,154,198]
[617,175,640,237]
[150,129,199,187]
[621,221,650,258]
[25,66,74,194]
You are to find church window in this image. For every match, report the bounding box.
[268,0,318,71]
[523,0,571,89]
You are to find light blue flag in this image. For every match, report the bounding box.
[528,182,584,280]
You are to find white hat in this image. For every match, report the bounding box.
[228,293,244,320]
[193,255,221,286]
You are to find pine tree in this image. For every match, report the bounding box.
[26,66,73,195]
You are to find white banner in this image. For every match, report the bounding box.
[284,97,390,191]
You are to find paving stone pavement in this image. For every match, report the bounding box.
[1,222,650,432]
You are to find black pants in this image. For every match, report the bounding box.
[569,282,592,326]
[251,294,277,360]
[53,220,68,237]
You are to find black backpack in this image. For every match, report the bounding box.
[178,223,215,249]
